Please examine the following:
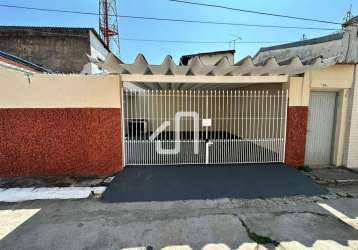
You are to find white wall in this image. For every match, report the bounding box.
[187,52,234,66]
[85,31,110,74]
[343,65,358,168]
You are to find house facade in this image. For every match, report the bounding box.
[1,18,358,177]
[254,17,358,168]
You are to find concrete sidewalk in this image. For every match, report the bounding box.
[0,196,357,250]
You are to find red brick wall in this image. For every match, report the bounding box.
[285,106,308,167]
[0,108,123,177]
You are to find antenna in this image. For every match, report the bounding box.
[99,0,121,56]
[229,34,242,51]
[228,34,241,62]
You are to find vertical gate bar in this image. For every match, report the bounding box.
[252,90,255,163]
[134,91,137,163]
[142,90,145,165]
[173,90,176,164]
[182,90,185,164]
[160,90,163,165]
[258,90,261,163]
[256,90,261,162]
[257,91,260,163]
[262,91,265,163]
[155,90,159,164]
[166,90,169,165]
[278,90,282,162]
[210,90,213,163]
[229,90,232,163]
[214,90,217,163]
[256,90,262,162]
[277,90,281,162]
[262,91,265,162]
[131,90,134,164]
[264,91,268,162]
[199,90,202,164]
[224,90,227,163]
[147,90,150,165]
[220,90,223,143]
[279,90,283,162]
[190,89,193,164]
[172,90,175,165]
[133,92,139,163]
[199,90,201,164]
[273,92,277,162]
[139,90,142,143]
[206,90,209,141]
[148,90,151,165]
[175,90,178,164]
[143,90,146,165]
[257,91,261,163]
[234,90,237,163]
[185,89,188,150]
[280,90,285,162]
[186,89,188,164]
[168,90,171,165]
[123,89,127,165]
[247,91,250,162]
[269,92,272,162]
[152,90,155,165]
[239,90,242,163]
[242,91,248,161]
[283,90,288,163]
[238,90,242,163]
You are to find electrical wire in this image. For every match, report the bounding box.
[168,0,342,25]
[0,4,340,31]
[1,27,294,44]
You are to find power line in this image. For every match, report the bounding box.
[120,38,294,44]
[1,28,294,44]
[0,4,340,31]
[168,0,342,25]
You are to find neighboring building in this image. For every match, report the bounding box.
[254,16,358,168]
[0,50,51,73]
[0,26,114,74]
[180,50,235,66]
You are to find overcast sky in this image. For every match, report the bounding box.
[0,0,355,64]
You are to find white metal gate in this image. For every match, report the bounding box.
[123,89,288,165]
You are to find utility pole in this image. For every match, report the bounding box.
[300,34,307,40]
[343,4,353,23]
[99,0,121,57]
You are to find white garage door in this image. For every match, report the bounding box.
[305,92,337,166]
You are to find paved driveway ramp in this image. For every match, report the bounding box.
[102,164,327,202]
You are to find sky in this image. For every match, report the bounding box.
[0,0,356,64]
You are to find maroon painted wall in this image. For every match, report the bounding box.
[0,108,123,177]
[285,106,308,167]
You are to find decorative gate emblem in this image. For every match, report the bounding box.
[149,112,200,155]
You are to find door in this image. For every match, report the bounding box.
[123,88,288,165]
[305,92,337,166]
